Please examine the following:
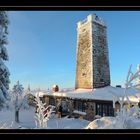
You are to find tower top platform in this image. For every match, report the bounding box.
[77,14,106,28]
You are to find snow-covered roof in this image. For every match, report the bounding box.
[37,86,140,103]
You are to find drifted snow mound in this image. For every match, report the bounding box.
[86,116,140,129]
[86,106,140,129]
[85,117,115,129]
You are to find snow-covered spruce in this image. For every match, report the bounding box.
[0,11,10,108]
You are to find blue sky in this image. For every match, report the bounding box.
[6,11,140,90]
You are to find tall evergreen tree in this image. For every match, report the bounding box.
[0,11,10,106]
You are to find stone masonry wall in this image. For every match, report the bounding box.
[84,102,96,121]
[92,22,110,88]
[75,21,92,89]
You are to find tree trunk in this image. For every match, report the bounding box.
[15,94,19,123]
[15,110,19,123]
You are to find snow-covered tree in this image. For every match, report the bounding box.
[115,65,140,128]
[121,64,140,108]
[34,92,56,129]
[21,93,30,110]
[0,11,10,108]
[21,85,31,109]
[24,84,31,96]
[3,90,14,110]
[12,81,24,123]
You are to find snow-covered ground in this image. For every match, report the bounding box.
[1,106,140,129]
[47,117,89,129]
[0,107,36,129]
[0,107,89,129]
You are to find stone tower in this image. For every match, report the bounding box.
[75,14,110,89]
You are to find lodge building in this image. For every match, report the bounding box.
[39,88,114,121]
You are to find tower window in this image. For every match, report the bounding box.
[82,28,86,32]
[82,73,86,77]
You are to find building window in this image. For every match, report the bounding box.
[74,100,85,112]
[96,104,102,116]
[49,97,55,106]
[108,105,114,116]
[96,103,114,117]
[102,104,108,116]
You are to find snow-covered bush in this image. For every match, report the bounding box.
[110,65,140,128]
[34,92,56,128]
[130,106,140,118]
[45,105,56,119]
[117,65,140,126]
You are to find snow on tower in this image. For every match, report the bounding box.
[75,14,110,89]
